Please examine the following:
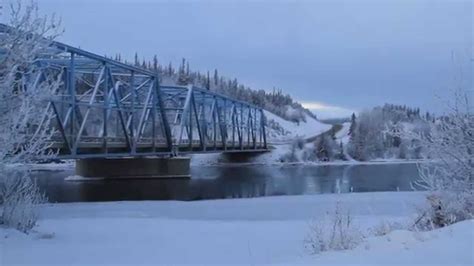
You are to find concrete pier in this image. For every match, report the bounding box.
[76,157,191,179]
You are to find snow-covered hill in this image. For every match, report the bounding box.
[264,110,331,143]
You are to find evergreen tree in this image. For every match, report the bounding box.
[213,69,219,86]
[167,62,173,76]
[348,113,357,137]
[134,52,139,66]
[206,71,210,90]
[177,58,189,85]
[153,55,158,72]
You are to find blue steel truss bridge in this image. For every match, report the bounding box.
[30,42,268,159]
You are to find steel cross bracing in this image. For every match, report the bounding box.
[30,41,267,159]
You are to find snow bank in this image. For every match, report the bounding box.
[294,219,474,266]
[5,192,468,266]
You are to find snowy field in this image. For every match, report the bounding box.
[1,192,472,265]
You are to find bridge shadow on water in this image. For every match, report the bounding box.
[33,163,420,203]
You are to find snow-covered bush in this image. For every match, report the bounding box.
[370,220,406,236]
[304,203,363,254]
[0,1,60,232]
[414,191,474,230]
[301,145,317,161]
[279,137,305,162]
[0,167,45,233]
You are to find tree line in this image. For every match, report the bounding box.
[112,54,316,123]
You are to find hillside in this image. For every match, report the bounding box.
[264,110,331,143]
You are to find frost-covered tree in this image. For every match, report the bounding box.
[0,1,61,232]
[347,104,430,161]
[280,137,305,162]
[407,88,473,228]
[314,134,336,161]
[347,108,385,160]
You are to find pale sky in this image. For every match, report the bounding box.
[7,0,473,118]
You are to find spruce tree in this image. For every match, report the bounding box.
[153,55,158,72]
[206,71,210,90]
[213,69,219,86]
[134,52,139,66]
[167,62,173,76]
[349,113,357,137]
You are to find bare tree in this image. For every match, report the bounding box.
[0,1,61,232]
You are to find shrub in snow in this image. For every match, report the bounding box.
[301,146,317,161]
[370,220,406,236]
[280,137,305,162]
[0,167,45,233]
[414,192,474,230]
[0,1,60,233]
[304,203,363,254]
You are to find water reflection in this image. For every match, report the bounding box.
[33,163,420,202]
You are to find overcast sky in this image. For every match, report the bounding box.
[13,0,474,118]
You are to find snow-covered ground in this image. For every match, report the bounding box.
[264,110,331,143]
[1,192,472,265]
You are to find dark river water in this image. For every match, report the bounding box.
[32,163,421,202]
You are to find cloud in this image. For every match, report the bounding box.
[300,101,356,119]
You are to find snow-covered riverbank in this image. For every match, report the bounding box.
[1,192,472,265]
[17,151,427,170]
[189,144,428,166]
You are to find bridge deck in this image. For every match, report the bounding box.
[50,140,267,159]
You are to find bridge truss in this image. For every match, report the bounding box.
[33,42,267,158]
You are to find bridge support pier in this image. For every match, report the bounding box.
[221,150,270,163]
[75,157,191,179]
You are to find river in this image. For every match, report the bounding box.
[32,163,421,202]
